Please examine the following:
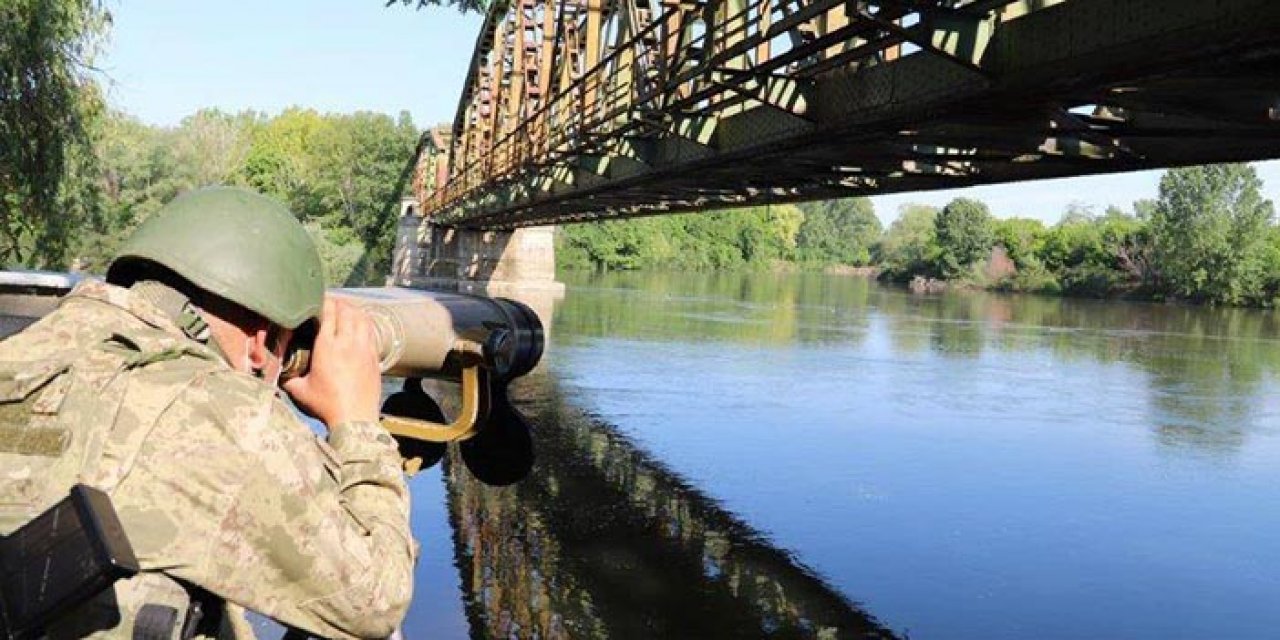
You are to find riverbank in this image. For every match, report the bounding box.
[888,263,1272,309]
[564,259,1279,311]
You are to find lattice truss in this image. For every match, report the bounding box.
[416,0,1280,228]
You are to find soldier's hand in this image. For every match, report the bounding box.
[282,297,382,427]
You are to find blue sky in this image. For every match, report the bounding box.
[100,0,1280,225]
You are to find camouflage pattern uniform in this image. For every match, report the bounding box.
[0,280,416,639]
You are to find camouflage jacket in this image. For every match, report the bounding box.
[0,281,416,639]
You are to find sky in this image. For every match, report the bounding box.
[100,0,1280,226]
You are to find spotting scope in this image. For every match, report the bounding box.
[283,287,545,485]
[285,288,542,383]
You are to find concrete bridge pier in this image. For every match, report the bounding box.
[389,199,564,323]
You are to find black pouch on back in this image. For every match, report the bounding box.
[0,484,139,640]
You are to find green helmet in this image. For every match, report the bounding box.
[107,186,324,329]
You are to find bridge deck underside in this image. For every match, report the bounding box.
[427,0,1280,229]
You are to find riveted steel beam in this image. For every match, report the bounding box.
[421,0,1280,228]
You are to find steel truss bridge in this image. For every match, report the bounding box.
[415,0,1280,229]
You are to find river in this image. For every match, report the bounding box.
[402,270,1280,639]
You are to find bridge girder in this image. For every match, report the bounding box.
[417,0,1280,229]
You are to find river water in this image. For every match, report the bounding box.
[402,270,1280,639]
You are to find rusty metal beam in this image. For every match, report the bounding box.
[420,0,1280,228]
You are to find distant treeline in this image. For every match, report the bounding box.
[3,0,419,285]
[558,198,881,272]
[559,163,1280,307]
[21,106,419,285]
[88,108,420,285]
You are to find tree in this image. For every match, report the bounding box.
[234,109,420,283]
[1103,215,1156,290]
[739,205,803,264]
[1150,164,1275,305]
[1102,205,1128,221]
[75,109,266,272]
[0,0,109,267]
[795,198,881,266]
[1058,201,1097,226]
[558,217,674,271]
[239,107,330,215]
[77,111,165,270]
[1038,217,1105,273]
[1133,199,1158,220]
[171,109,253,188]
[992,217,1046,269]
[556,205,805,272]
[934,198,995,278]
[878,204,938,281]
[312,111,420,282]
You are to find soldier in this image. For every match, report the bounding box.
[0,187,416,638]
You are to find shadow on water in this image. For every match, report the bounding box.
[444,367,900,640]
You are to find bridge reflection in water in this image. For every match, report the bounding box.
[442,368,899,640]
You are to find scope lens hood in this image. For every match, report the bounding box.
[491,297,544,381]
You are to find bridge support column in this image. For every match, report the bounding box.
[390,207,565,302]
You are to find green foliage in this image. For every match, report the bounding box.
[76,109,260,271]
[1056,262,1129,298]
[239,107,329,213]
[306,223,365,287]
[1005,259,1060,294]
[0,0,109,268]
[1058,201,1097,226]
[560,199,888,274]
[1264,228,1280,305]
[993,217,1047,268]
[1095,212,1154,289]
[558,216,675,271]
[934,198,995,278]
[1150,164,1275,305]
[172,109,254,188]
[557,205,805,273]
[75,107,419,283]
[1039,217,1106,273]
[864,164,1274,306]
[1133,198,1157,220]
[1026,206,1152,296]
[990,218,1056,292]
[737,205,804,264]
[795,198,881,266]
[877,204,939,282]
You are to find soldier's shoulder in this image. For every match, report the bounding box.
[0,301,130,365]
[175,370,314,449]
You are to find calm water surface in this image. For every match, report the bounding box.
[404,271,1280,639]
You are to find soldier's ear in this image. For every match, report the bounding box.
[247,326,272,371]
